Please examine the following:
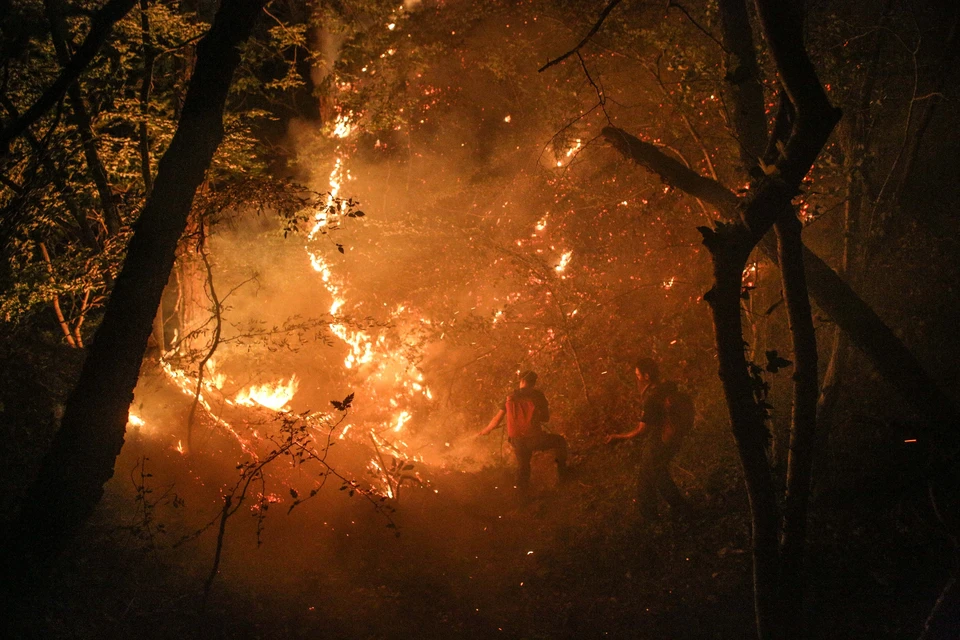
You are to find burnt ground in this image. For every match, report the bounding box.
[0,346,953,639]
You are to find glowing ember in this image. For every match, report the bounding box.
[742,263,758,288]
[235,375,300,411]
[392,410,412,433]
[555,250,573,273]
[332,113,354,139]
[556,138,582,167]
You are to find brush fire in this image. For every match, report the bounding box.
[3,0,957,638]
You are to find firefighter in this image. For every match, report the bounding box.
[479,370,569,491]
[606,357,694,520]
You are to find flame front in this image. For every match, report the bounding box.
[235,375,300,411]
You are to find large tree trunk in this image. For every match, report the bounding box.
[9,0,265,564]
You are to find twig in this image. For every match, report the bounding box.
[577,52,611,124]
[201,494,232,610]
[539,0,624,73]
[667,1,727,53]
[185,219,223,452]
[39,242,78,348]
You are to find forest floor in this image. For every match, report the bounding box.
[0,345,952,639]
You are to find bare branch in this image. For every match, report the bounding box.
[538,0,623,73]
[668,1,727,52]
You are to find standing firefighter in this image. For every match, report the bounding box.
[606,357,694,520]
[479,370,569,491]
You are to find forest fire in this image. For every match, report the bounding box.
[3,1,958,639]
[234,375,300,411]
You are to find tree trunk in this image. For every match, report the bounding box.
[138,0,155,198]
[702,223,784,640]
[775,209,819,637]
[10,0,265,563]
[695,2,841,638]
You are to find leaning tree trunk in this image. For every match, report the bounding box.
[10,0,265,563]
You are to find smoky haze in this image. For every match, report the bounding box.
[112,1,725,633]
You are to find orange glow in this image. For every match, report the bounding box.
[235,375,300,411]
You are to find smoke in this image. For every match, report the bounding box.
[106,2,727,627]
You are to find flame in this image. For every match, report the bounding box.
[235,375,300,411]
[128,412,146,427]
[332,112,354,139]
[555,250,573,273]
[742,262,758,288]
[556,138,582,167]
[158,358,257,457]
[392,410,411,433]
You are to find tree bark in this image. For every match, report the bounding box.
[717,0,767,168]
[10,0,265,562]
[775,209,819,637]
[701,223,783,639]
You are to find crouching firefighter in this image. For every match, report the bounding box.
[479,370,569,491]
